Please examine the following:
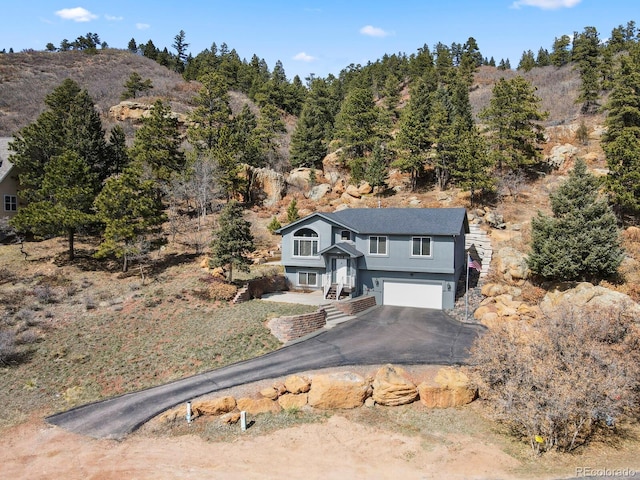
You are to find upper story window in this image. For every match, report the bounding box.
[411,237,432,257]
[4,195,17,212]
[340,230,351,241]
[369,236,387,255]
[293,228,319,257]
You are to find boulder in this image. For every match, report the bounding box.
[341,192,354,203]
[418,367,476,408]
[236,397,281,415]
[260,387,279,400]
[286,168,319,191]
[371,365,418,406]
[358,182,373,195]
[540,282,640,321]
[308,372,370,409]
[284,375,311,394]
[332,178,346,194]
[306,183,332,202]
[546,143,578,169]
[345,185,361,198]
[109,101,187,124]
[192,396,237,416]
[220,412,241,424]
[278,393,308,410]
[494,247,529,283]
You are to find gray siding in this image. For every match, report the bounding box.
[354,234,455,273]
[280,216,335,269]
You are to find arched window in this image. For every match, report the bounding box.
[293,228,319,257]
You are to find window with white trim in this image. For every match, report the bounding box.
[298,271,318,286]
[411,236,432,257]
[4,195,17,212]
[369,236,387,255]
[293,228,319,257]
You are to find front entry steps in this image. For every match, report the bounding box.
[322,303,357,329]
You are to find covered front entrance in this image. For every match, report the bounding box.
[382,280,443,309]
[318,242,364,300]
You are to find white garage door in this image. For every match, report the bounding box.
[383,281,443,309]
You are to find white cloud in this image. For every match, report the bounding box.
[511,0,581,9]
[359,25,391,38]
[105,15,123,21]
[293,52,316,62]
[136,23,150,30]
[55,7,98,22]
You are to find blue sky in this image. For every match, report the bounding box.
[0,1,637,80]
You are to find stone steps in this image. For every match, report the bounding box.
[466,224,492,277]
[322,303,357,329]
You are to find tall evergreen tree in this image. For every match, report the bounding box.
[550,35,572,67]
[572,26,602,114]
[517,50,536,72]
[129,100,185,184]
[94,165,165,272]
[601,47,640,221]
[209,200,255,282]
[479,76,548,173]
[172,30,189,73]
[393,77,434,191]
[528,160,623,281]
[334,87,379,161]
[11,152,96,260]
[105,125,130,177]
[187,72,232,151]
[121,72,153,100]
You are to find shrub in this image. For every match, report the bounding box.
[208,280,238,301]
[0,330,18,365]
[34,285,56,304]
[267,216,282,234]
[469,306,640,454]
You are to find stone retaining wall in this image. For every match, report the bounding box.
[267,308,327,343]
[334,295,376,316]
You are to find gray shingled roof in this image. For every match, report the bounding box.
[0,137,13,183]
[318,241,364,258]
[325,208,468,236]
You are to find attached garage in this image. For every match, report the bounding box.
[382,280,443,309]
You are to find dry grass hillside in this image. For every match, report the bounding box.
[0,49,196,136]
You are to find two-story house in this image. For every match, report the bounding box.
[276,207,469,309]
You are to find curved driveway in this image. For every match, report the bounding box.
[46,306,484,439]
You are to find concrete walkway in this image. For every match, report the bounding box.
[46,306,484,440]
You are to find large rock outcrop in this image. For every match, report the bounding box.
[540,282,640,321]
[243,165,286,206]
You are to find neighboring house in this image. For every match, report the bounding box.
[276,207,469,310]
[0,137,19,218]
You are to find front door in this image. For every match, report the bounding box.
[335,258,348,285]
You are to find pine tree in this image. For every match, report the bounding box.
[129,100,185,184]
[187,72,232,151]
[451,127,494,205]
[573,26,602,114]
[290,78,334,168]
[11,152,96,260]
[365,144,389,195]
[550,35,572,67]
[601,48,640,221]
[106,125,130,177]
[528,159,623,282]
[94,165,165,272]
[334,87,379,161]
[479,76,548,173]
[121,72,153,100]
[286,198,299,223]
[393,77,435,191]
[209,200,255,282]
[172,30,189,73]
[517,50,536,72]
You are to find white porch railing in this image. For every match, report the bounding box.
[323,274,331,298]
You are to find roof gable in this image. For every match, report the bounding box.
[0,137,14,184]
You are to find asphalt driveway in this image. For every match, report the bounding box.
[46,306,484,439]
